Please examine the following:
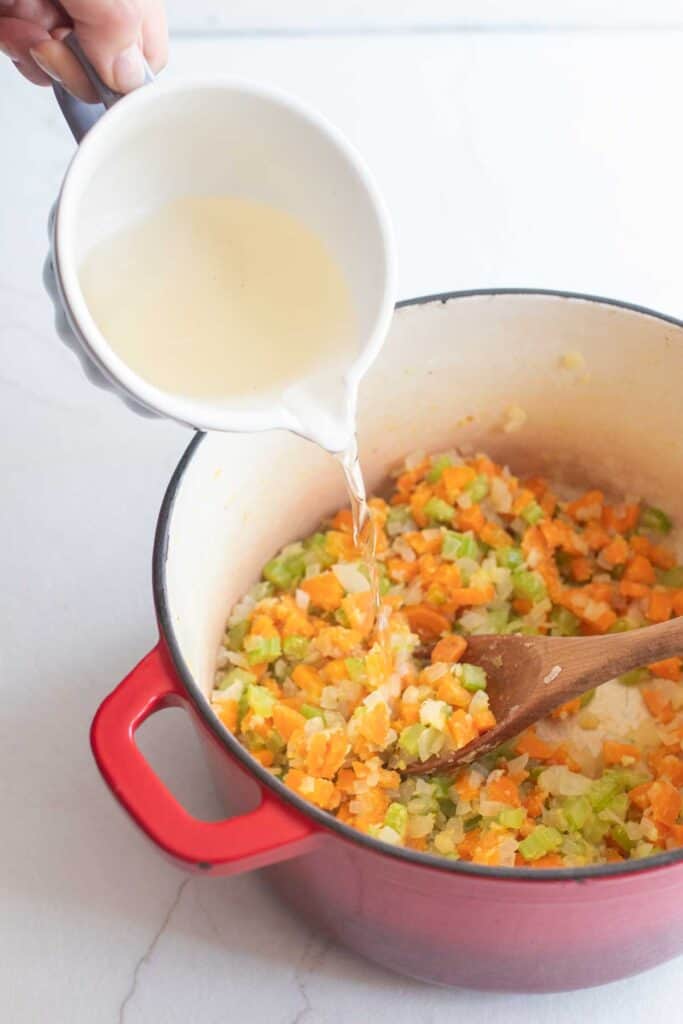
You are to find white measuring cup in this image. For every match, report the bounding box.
[44,37,396,451]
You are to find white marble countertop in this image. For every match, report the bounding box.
[2,20,683,1023]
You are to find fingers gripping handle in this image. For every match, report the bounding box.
[53,32,154,142]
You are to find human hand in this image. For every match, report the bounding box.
[0,0,167,100]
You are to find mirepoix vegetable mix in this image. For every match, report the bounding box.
[211,448,683,868]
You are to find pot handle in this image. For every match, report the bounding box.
[90,646,321,875]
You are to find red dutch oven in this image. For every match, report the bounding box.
[91,290,683,992]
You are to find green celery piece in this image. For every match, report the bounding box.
[463,814,483,832]
[399,723,425,757]
[246,684,275,718]
[658,566,683,588]
[345,657,367,683]
[227,620,249,650]
[563,795,591,831]
[263,553,305,590]
[386,505,411,532]
[550,606,580,636]
[512,570,547,602]
[442,530,482,562]
[487,608,510,634]
[610,824,634,854]
[498,807,526,829]
[335,607,350,627]
[521,500,544,525]
[283,635,309,660]
[300,704,324,720]
[587,771,623,812]
[384,802,408,837]
[496,546,524,569]
[619,668,649,687]
[217,666,257,691]
[237,687,250,724]
[305,532,335,569]
[460,663,487,692]
[580,688,596,708]
[244,634,282,665]
[608,618,633,633]
[582,816,611,845]
[426,455,454,484]
[431,776,453,801]
[640,505,672,534]
[466,475,489,504]
[518,825,563,861]
[424,497,455,525]
[265,730,285,754]
[600,792,629,822]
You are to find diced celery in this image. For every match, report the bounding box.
[498,807,526,829]
[518,825,562,861]
[244,634,282,665]
[463,814,483,832]
[658,566,683,588]
[582,816,611,844]
[521,500,544,525]
[431,776,453,801]
[512,570,547,602]
[640,505,672,534]
[246,684,276,718]
[386,505,411,535]
[426,455,454,484]
[424,497,455,525]
[384,802,408,838]
[487,608,510,634]
[263,553,305,590]
[550,606,580,636]
[461,664,487,692]
[496,546,524,569]
[227,620,249,650]
[399,723,425,757]
[217,666,256,691]
[334,607,350,627]
[283,635,309,660]
[619,668,649,687]
[266,730,285,754]
[300,704,324,720]
[379,571,392,597]
[466,475,489,504]
[610,824,634,854]
[442,530,481,562]
[587,771,623,812]
[563,795,591,830]
[345,657,366,683]
[304,532,335,569]
[600,792,629,822]
[608,618,633,633]
[580,688,595,708]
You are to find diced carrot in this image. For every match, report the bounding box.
[648,751,683,786]
[457,505,485,533]
[306,730,349,778]
[474,455,498,477]
[629,782,652,810]
[648,657,682,681]
[646,589,673,623]
[358,702,391,746]
[448,708,479,748]
[321,658,350,683]
[486,775,520,806]
[583,521,611,551]
[567,490,604,522]
[454,772,480,801]
[601,535,629,567]
[450,585,495,608]
[513,598,533,615]
[291,664,324,700]
[673,590,683,616]
[512,489,536,516]
[472,706,496,732]
[457,828,482,859]
[442,465,476,502]
[404,531,442,555]
[250,614,280,638]
[570,556,593,582]
[405,604,450,641]
[409,483,433,528]
[619,580,651,599]
[331,507,354,533]
[516,729,555,760]
[386,557,419,583]
[530,854,564,869]
[524,790,545,818]
[649,779,682,827]
[649,545,677,570]
[551,697,581,719]
[603,740,641,766]
[605,849,625,864]
[273,703,306,741]
[216,699,238,732]
[301,571,345,611]
[643,687,675,723]
[253,749,275,767]
[624,554,656,585]
[523,476,548,499]
[342,591,374,632]
[602,503,639,533]
[436,675,470,708]
[480,521,513,548]
[431,634,468,664]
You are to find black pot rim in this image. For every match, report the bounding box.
[153,287,683,883]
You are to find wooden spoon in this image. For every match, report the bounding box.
[407,616,683,775]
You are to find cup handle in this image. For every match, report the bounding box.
[53,32,155,142]
[90,646,322,875]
